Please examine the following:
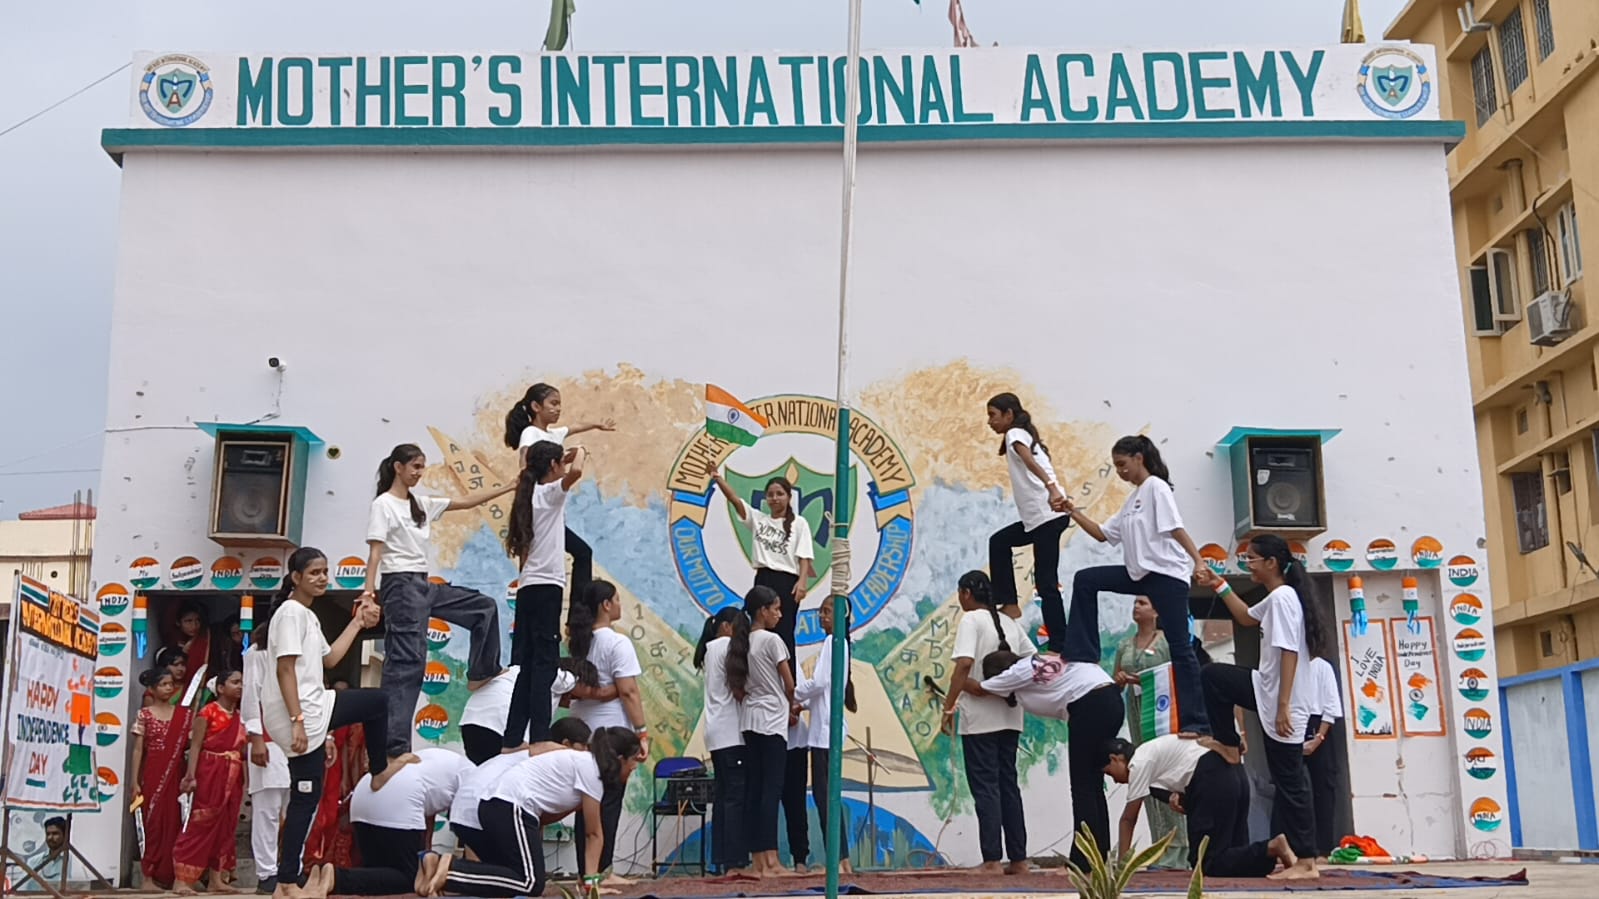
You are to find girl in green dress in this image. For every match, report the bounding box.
[1112,595,1188,868]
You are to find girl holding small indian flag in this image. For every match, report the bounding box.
[704,385,815,657]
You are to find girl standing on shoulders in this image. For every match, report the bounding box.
[985,394,1070,626]
[173,670,248,895]
[1061,435,1210,737]
[129,669,190,891]
[942,571,1033,875]
[565,580,648,884]
[503,382,614,592]
[1197,534,1327,881]
[708,465,815,657]
[793,595,857,875]
[267,547,411,899]
[502,439,589,748]
[727,586,797,878]
[694,608,749,875]
[362,443,512,771]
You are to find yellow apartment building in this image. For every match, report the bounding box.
[1388,1,1597,674]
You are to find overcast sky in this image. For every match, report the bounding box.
[0,0,1407,517]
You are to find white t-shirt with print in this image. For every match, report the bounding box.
[978,654,1113,721]
[701,637,742,753]
[460,665,520,733]
[367,493,452,575]
[1004,427,1065,532]
[1100,477,1191,582]
[520,481,571,586]
[260,600,334,757]
[734,504,815,576]
[519,425,570,449]
[1249,585,1317,744]
[350,747,472,829]
[738,629,792,737]
[1125,734,1211,802]
[569,627,644,730]
[951,609,1035,735]
[451,751,525,830]
[488,748,605,816]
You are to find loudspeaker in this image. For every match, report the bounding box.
[1228,434,1327,538]
[209,434,302,547]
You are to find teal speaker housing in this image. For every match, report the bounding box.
[197,422,324,548]
[1217,427,1339,541]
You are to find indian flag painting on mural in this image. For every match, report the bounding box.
[1138,661,1179,741]
[705,384,767,447]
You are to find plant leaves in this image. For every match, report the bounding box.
[1188,834,1211,899]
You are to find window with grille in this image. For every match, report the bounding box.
[1526,227,1551,295]
[1499,7,1529,91]
[1533,0,1555,61]
[1472,45,1499,125]
[1512,470,1549,553]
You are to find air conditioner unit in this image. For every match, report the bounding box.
[1527,290,1576,347]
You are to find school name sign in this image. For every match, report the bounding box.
[128,44,1439,131]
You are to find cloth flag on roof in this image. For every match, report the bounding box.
[913,0,978,49]
[1137,662,1180,741]
[545,0,576,51]
[705,385,768,447]
[1342,0,1366,43]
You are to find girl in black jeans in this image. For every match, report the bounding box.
[1197,534,1328,881]
[985,393,1071,627]
[726,587,796,877]
[709,466,816,659]
[694,608,750,874]
[1060,435,1211,736]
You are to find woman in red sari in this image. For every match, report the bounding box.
[176,603,212,695]
[130,669,192,890]
[174,669,247,894]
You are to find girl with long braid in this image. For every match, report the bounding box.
[361,444,511,770]
[941,571,1033,875]
[693,608,750,875]
[726,586,796,878]
[503,382,614,593]
[1197,534,1329,881]
[708,466,815,657]
[985,393,1071,627]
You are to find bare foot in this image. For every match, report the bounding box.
[208,871,239,894]
[300,865,330,899]
[1005,861,1030,875]
[468,668,509,691]
[426,852,453,896]
[792,863,809,876]
[722,866,752,878]
[1266,834,1298,870]
[601,873,634,886]
[1268,858,1319,881]
[270,881,307,899]
[174,884,198,896]
[415,852,439,896]
[970,861,1004,875]
[371,753,420,790]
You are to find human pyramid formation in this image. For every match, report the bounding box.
[127,384,1331,899]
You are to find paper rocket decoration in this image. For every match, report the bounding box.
[1402,576,1421,634]
[133,592,148,658]
[240,593,254,650]
[1348,576,1368,636]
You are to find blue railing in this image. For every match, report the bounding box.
[1499,657,1599,850]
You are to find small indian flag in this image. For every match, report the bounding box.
[705,385,768,447]
[1138,662,1180,741]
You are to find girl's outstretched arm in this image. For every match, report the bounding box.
[568,418,617,437]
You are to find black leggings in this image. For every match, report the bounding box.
[1202,662,1316,858]
[574,777,625,874]
[1304,715,1340,856]
[988,516,1071,637]
[755,569,800,659]
[504,582,564,747]
[962,729,1026,863]
[782,746,810,866]
[1185,752,1276,877]
[444,798,547,897]
[330,823,427,895]
[276,688,389,883]
[810,746,849,859]
[710,746,749,871]
[1066,685,1125,868]
[743,732,788,853]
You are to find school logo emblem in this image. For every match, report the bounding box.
[94,667,126,699]
[1451,594,1484,627]
[1321,539,1354,572]
[94,712,122,748]
[169,556,204,590]
[210,556,244,590]
[421,660,452,696]
[335,556,368,591]
[1465,748,1498,780]
[98,623,128,657]
[249,556,285,590]
[1462,707,1493,739]
[139,54,213,127]
[667,395,915,647]
[96,584,130,617]
[1365,538,1398,571]
[1448,555,1480,587]
[129,557,161,590]
[1357,47,1431,120]
[1453,627,1488,662]
[1457,667,1490,702]
[1469,797,1503,832]
[1410,536,1443,569]
[426,618,452,651]
[414,704,450,741]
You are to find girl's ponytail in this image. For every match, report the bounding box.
[566,580,613,687]
[268,546,327,647]
[980,649,1023,707]
[987,393,1049,458]
[694,607,744,670]
[504,384,559,450]
[1252,534,1332,660]
[765,477,797,543]
[505,441,563,560]
[1112,435,1172,486]
[724,608,754,698]
[588,725,643,790]
[375,444,427,526]
[958,569,1010,652]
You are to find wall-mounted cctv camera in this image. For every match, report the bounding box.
[268,356,285,371]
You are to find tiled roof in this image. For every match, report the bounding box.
[18,502,97,521]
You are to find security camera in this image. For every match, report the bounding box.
[268,356,285,371]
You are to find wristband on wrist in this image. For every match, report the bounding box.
[1211,579,1233,597]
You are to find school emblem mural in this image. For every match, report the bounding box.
[1356,46,1431,120]
[667,394,916,647]
[139,54,213,127]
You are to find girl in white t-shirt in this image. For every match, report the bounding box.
[985,393,1070,628]
[709,465,816,659]
[726,586,796,877]
[1302,656,1344,859]
[1197,533,1330,881]
[263,547,412,899]
[361,443,513,770]
[792,595,857,874]
[502,439,589,750]
[974,650,1122,868]
[565,580,647,882]
[941,571,1033,875]
[693,608,750,875]
[1062,435,1210,738]
[503,382,615,592]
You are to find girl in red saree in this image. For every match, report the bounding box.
[176,603,212,695]
[130,669,192,890]
[174,669,247,894]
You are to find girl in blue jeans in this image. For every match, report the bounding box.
[1060,435,1211,736]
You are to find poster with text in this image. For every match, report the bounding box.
[4,576,100,810]
[1344,619,1396,739]
[1389,616,1447,737]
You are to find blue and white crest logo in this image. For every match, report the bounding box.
[140,54,213,127]
[1357,47,1431,120]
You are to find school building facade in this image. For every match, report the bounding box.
[45,41,1512,882]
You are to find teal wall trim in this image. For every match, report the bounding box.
[101,119,1466,162]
